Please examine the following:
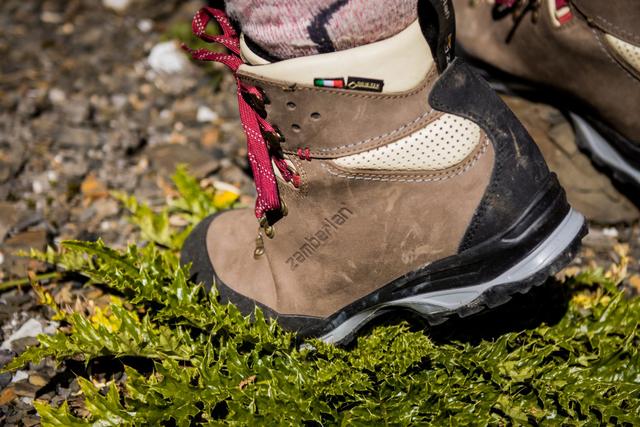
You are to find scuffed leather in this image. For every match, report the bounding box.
[237,68,441,158]
[207,139,493,318]
[428,59,552,251]
[572,0,640,45]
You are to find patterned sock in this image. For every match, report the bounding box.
[225,0,418,60]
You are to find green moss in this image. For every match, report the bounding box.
[5,167,640,425]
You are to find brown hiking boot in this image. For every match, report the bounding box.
[454,0,640,189]
[181,1,586,344]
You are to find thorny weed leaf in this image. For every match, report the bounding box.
[6,167,640,425]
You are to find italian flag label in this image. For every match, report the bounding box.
[314,78,345,89]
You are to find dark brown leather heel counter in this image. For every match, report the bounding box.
[428,59,561,252]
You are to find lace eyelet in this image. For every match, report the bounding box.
[265,125,285,149]
[257,87,270,105]
[264,225,275,239]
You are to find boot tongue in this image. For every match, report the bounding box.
[418,0,456,73]
[238,22,434,93]
[240,35,272,65]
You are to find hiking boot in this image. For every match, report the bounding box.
[181,1,586,344]
[454,0,640,189]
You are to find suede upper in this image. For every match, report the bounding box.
[181,0,579,337]
[237,68,441,158]
[207,135,493,317]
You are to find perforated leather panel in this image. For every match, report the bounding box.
[606,34,640,74]
[333,114,481,170]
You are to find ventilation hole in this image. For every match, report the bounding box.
[286,102,297,110]
[310,112,321,120]
[291,124,301,132]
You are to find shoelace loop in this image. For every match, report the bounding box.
[494,0,572,42]
[183,7,298,221]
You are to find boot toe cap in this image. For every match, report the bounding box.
[180,209,278,317]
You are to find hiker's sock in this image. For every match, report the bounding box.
[225,0,418,60]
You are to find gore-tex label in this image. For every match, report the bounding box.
[346,77,384,92]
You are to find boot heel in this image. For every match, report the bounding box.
[571,113,640,188]
[320,208,586,345]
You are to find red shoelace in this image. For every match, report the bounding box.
[183,7,297,220]
[495,0,572,24]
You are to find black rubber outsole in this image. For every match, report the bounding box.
[329,220,588,346]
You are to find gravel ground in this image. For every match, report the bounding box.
[0,1,639,425]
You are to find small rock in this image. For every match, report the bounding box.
[147,144,220,178]
[32,178,49,195]
[0,202,19,242]
[0,349,11,367]
[111,93,128,109]
[583,228,617,252]
[48,88,66,104]
[169,131,188,145]
[2,229,49,276]
[61,22,75,34]
[28,374,49,387]
[23,415,40,427]
[197,106,219,123]
[61,98,91,125]
[103,0,131,12]
[91,198,120,222]
[1,319,43,351]
[173,98,198,122]
[40,11,63,24]
[10,336,40,354]
[137,19,153,33]
[219,164,252,193]
[12,370,29,383]
[148,41,190,75]
[57,127,100,149]
[0,372,11,389]
[13,381,39,398]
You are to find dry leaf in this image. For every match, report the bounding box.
[238,375,256,390]
[0,387,17,405]
[81,173,108,202]
[629,275,640,293]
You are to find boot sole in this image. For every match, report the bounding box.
[184,176,584,344]
[570,114,640,188]
[319,208,586,345]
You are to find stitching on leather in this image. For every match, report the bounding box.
[302,110,441,157]
[592,28,640,87]
[291,155,309,198]
[429,66,506,250]
[592,16,640,44]
[238,68,437,100]
[238,70,439,157]
[317,109,434,153]
[322,138,488,182]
